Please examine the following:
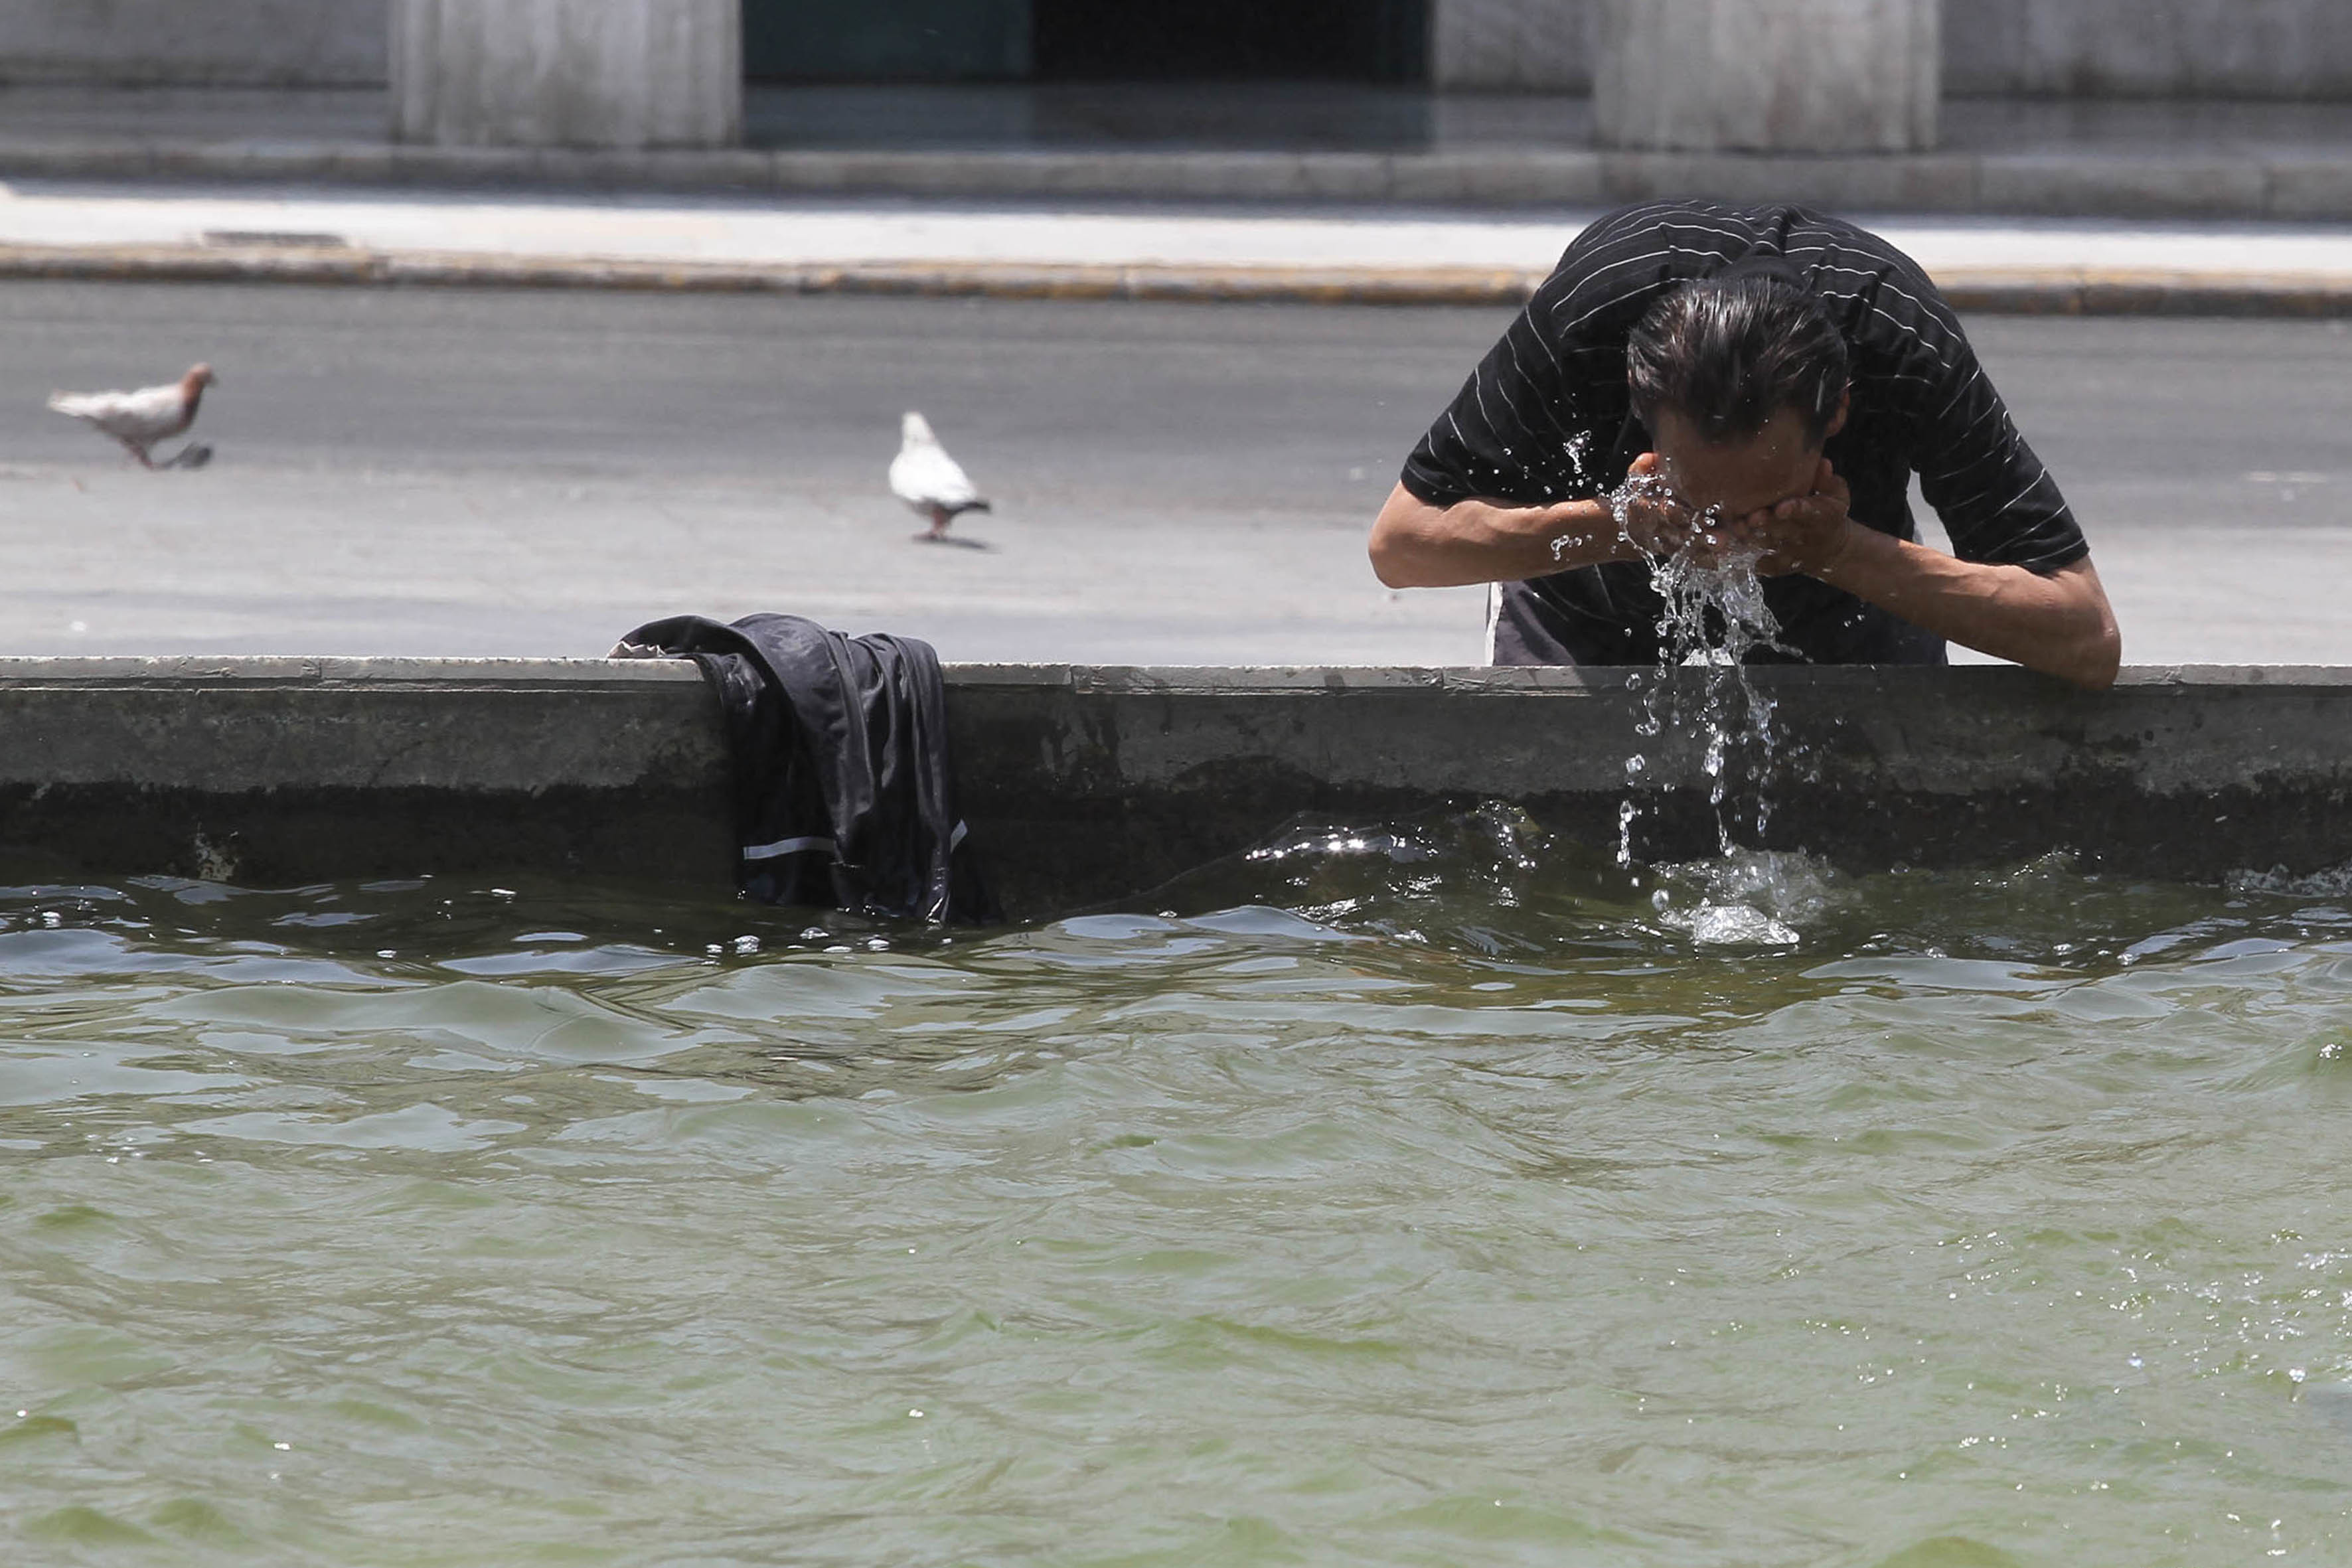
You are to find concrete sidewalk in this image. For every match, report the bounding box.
[2,82,2351,224]
[5,179,2352,314]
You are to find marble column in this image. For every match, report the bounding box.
[391,0,740,149]
[1594,0,1938,153]
[1431,0,1594,91]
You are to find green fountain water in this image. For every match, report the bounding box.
[2,832,2349,1567]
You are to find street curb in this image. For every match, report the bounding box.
[5,137,2352,222]
[1932,268,2352,318]
[3,242,2351,316]
[0,243,1549,307]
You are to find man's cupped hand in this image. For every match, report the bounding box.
[1730,458,1857,578]
[1621,452,1855,575]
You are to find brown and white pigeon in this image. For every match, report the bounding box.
[47,363,217,469]
[888,410,990,542]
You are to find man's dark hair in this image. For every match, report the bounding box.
[1626,270,1848,445]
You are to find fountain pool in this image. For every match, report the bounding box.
[3,835,2349,1566]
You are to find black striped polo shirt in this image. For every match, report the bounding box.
[1399,200,2089,666]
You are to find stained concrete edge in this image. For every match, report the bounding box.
[5,137,2352,222]
[6,242,2352,315]
[0,656,2336,692]
[0,658,2348,911]
[0,653,710,686]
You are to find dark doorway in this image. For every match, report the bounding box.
[744,0,1032,81]
[1032,0,1427,82]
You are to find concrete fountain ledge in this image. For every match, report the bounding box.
[1,657,2344,913]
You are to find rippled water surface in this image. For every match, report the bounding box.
[6,814,2352,1567]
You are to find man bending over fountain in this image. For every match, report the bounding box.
[1368,202,2122,689]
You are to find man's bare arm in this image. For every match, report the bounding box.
[1375,466,2122,690]
[1816,540,2121,690]
[1742,463,2122,690]
[1369,481,1683,588]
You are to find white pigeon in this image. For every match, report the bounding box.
[888,410,990,542]
[47,363,217,469]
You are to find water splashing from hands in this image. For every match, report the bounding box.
[1579,452,1807,870]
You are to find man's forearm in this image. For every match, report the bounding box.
[1370,485,1632,588]
[1815,529,2122,689]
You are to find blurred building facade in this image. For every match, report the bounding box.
[1,0,2345,100]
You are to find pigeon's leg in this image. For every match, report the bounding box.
[119,439,156,470]
[915,503,953,542]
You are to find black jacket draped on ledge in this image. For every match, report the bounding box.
[614,613,998,924]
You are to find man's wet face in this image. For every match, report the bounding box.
[1648,404,1828,522]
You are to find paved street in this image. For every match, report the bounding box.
[0,279,2345,665]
